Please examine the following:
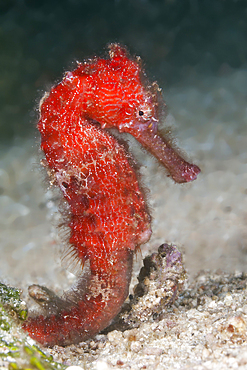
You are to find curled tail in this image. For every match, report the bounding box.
[23,249,133,346]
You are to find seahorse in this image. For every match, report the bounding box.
[22,44,200,346]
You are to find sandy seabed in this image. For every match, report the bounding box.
[0,68,247,369]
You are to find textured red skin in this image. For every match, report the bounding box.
[22,44,200,346]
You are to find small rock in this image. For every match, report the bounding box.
[96,360,111,370]
[143,346,164,356]
[227,316,246,333]
[130,341,142,353]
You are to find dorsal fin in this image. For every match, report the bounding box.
[60,244,85,277]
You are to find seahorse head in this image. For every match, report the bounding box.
[71,43,200,184]
[81,43,163,139]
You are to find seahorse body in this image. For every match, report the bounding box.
[23,44,200,346]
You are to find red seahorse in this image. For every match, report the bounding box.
[22,44,200,346]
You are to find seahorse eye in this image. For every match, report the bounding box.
[62,182,69,188]
[137,105,153,121]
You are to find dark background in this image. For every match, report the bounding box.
[1,0,247,140]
